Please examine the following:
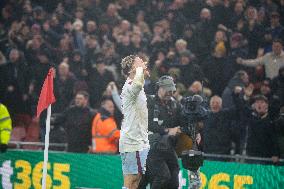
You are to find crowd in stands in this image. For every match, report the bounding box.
[0,0,284,161]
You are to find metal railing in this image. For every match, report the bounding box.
[8,141,68,151]
[7,141,284,164]
[203,153,284,163]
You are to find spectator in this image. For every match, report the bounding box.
[204,36,228,95]
[52,91,95,153]
[239,6,265,58]
[62,20,73,35]
[207,0,231,27]
[268,11,283,40]
[102,3,122,29]
[74,7,86,24]
[148,1,167,24]
[178,51,204,88]
[113,20,132,43]
[175,39,194,60]
[0,49,30,116]
[31,51,53,98]
[72,19,85,56]
[182,25,196,54]
[222,70,249,109]
[235,93,280,164]
[84,35,101,69]
[53,61,77,114]
[193,8,215,60]
[271,66,284,106]
[203,95,238,157]
[223,32,248,82]
[188,80,212,100]
[49,15,63,35]
[229,2,245,29]
[90,98,120,154]
[101,42,121,76]
[118,0,140,23]
[102,82,123,129]
[131,32,147,54]
[25,35,50,66]
[86,20,98,36]
[87,55,115,108]
[42,20,61,48]
[166,6,187,40]
[105,82,122,112]
[69,50,87,80]
[150,22,169,55]
[32,6,45,25]
[236,39,284,79]
[262,11,284,52]
[55,34,74,61]
[258,79,281,119]
[173,82,186,102]
[134,10,151,41]
[150,49,169,82]
[116,34,134,59]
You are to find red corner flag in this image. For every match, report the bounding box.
[36,68,56,118]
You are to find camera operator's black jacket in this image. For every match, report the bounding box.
[147,95,183,150]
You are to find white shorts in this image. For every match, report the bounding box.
[121,148,149,175]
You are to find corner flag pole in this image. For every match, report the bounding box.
[36,68,56,189]
[42,104,51,189]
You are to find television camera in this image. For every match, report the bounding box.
[176,94,209,172]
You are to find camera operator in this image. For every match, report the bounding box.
[140,75,182,189]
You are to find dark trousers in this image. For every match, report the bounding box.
[139,149,180,189]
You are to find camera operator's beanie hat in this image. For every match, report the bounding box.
[157,75,176,92]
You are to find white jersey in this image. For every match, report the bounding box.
[119,67,150,153]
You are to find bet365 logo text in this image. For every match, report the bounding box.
[0,160,70,189]
[178,170,253,189]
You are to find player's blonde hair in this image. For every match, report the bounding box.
[121,54,138,76]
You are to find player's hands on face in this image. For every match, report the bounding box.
[131,57,150,77]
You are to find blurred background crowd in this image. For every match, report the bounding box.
[0,0,283,161]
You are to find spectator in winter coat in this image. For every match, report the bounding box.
[53,62,77,113]
[271,66,284,106]
[87,56,115,108]
[91,98,120,154]
[222,70,249,109]
[235,92,279,164]
[203,95,238,156]
[52,91,95,153]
